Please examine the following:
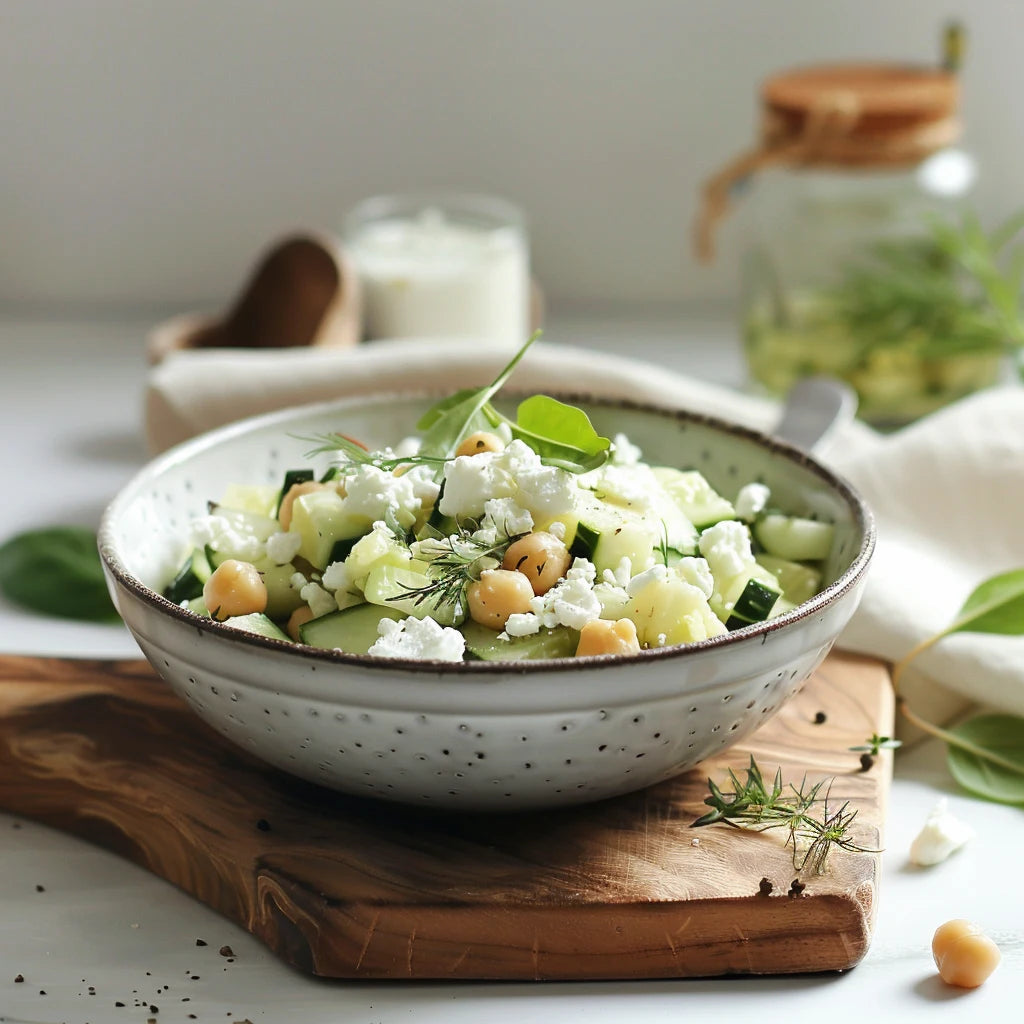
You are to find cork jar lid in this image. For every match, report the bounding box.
[760,63,961,166]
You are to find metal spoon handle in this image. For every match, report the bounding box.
[773,376,858,452]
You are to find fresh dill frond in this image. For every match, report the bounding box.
[391,525,521,614]
[300,433,447,474]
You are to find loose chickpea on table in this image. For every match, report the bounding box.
[932,919,1002,988]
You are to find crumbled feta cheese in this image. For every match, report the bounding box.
[735,483,771,523]
[440,452,516,518]
[655,632,668,647]
[909,798,975,866]
[266,530,302,565]
[367,615,466,661]
[505,612,541,637]
[321,559,353,592]
[290,571,308,591]
[611,433,642,466]
[300,581,337,619]
[189,514,265,563]
[401,464,442,508]
[547,521,567,541]
[529,558,602,629]
[602,557,633,589]
[698,520,755,580]
[481,496,534,538]
[512,463,577,519]
[393,435,422,458]
[627,564,670,596]
[673,556,715,599]
[344,464,425,522]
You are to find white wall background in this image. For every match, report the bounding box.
[1,0,1021,316]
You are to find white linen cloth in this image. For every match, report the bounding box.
[145,338,1024,725]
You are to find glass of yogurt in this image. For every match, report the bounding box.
[344,193,530,344]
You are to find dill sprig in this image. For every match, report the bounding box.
[301,433,446,474]
[392,525,521,614]
[692,756,878,874]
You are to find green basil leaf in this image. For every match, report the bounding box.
[946,713,1024,805]
[944,569,1024,637]
[0,526,120,622]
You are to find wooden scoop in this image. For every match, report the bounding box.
[148,234,362,363]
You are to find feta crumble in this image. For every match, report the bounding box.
[367,616,467,661]
[735,482,771,522]
[266,530,302,566]
[698,519,755,580]
[909,799,975,866]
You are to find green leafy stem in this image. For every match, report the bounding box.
[308,332,611,476]
[891,569,1024,805]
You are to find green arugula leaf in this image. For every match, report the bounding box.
[946,714,1024,805]
[416,332,543,460]
[944,569,1024,638]
[0,526,120,622]
[485,394,611,473]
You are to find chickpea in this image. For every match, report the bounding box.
[503,532,571,595]
[466,569,534,630]
[455,431,504,458]
[575,618,641,658]
[287,605,316,642]
[932,919,1002,988]
[278,480,327,531]
[203,559,268,621]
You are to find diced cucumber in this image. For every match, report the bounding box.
[628,577,727,646]
[220,612,292,642]
[755,553,822,606]
[345,528,413,587]
[593,520,661,575]
[299,603,405,653]
[184,596,209,616]
[289,489,368,569]
[710,560,782,624]
[275,469,315,514]
[461,620,580,661]
[653,468,735,528]
[362,565,466,626]
[257,560,305,620]
[219,483,280,517]
[162,547,214,604]
[754,514,834,562]
[568,521,601,561]
[725,578,781,630]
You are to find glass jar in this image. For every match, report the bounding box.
[698,48,1008,427]
[344,192,530,345]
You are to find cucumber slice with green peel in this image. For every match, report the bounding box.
[461,621,580,661]
[162,547,214,603]
[568,521,601,560]
[754,514,834,562]
[725,578,781,630]
[755,553,822,605]
[220,612,292,642]
[299,603,405,653]
[207,504,281,542]
[362,564,467,626]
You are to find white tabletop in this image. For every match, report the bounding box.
[0,316,1019,1024]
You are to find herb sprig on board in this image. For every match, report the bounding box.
[692,756,877,874]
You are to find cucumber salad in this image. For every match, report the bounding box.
[162,336,834,662]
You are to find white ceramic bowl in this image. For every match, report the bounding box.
[99,393,874,811]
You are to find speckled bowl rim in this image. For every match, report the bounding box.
[99,391,875,676]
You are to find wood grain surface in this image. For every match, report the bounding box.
[0,651,893,980]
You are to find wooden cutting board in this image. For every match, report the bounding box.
[0,651,892,981]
